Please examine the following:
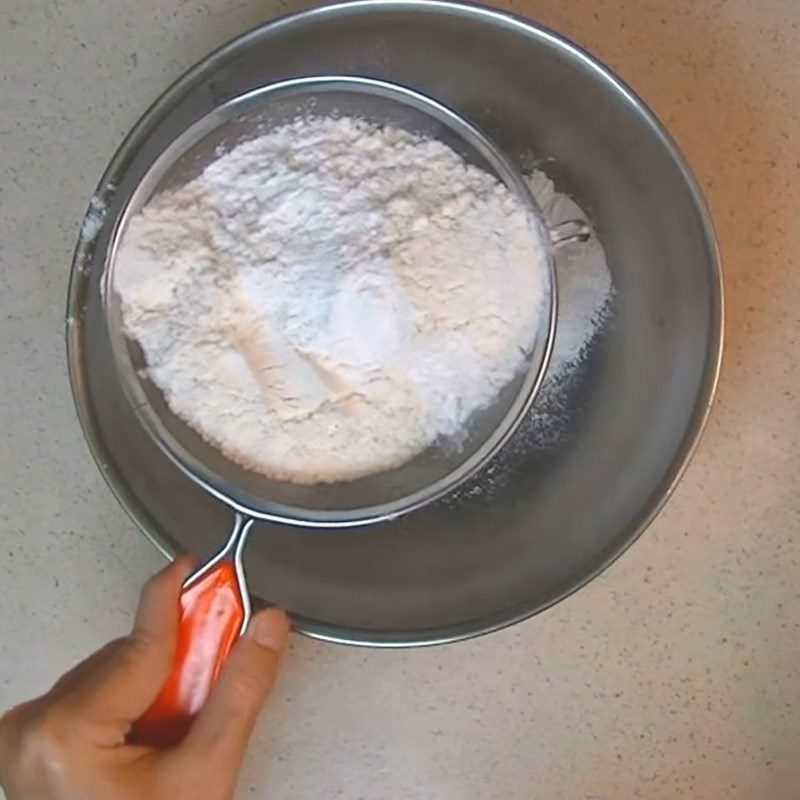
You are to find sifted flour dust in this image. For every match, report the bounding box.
[445,169,614,505]
[114,116,549,483]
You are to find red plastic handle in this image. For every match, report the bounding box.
[130,560,246,747]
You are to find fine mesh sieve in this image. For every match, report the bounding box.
[103,76,566,529]
[99,76,594,743]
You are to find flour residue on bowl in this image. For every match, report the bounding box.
[114,116,548,484]
[446,169,615,505]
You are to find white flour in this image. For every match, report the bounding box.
[115,116,548,484]
[525,170,612,377]
[446,170,614,504]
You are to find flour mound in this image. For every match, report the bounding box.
[114,116,547,483]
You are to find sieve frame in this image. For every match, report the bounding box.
[102,75,558,528]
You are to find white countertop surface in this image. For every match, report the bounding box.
[1,1,798,797]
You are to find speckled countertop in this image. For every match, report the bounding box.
[1,1,798,798]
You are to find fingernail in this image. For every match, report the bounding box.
[248,608,290,651]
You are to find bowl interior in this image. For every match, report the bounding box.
[104,76,554,526]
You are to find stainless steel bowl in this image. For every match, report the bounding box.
[103,75,559,527]
[67,0,722,646]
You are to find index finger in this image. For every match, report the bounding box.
[56,558,193,726]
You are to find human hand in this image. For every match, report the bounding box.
[0,559,290,800]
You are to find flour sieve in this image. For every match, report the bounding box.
[104,76,586,529]
[102,76,587,743]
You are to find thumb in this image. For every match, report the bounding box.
[180,608,290,766]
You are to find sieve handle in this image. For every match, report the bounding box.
[130,514,253,747]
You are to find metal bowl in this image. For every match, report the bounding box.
[103,75,557,527]
[67,0,722,647]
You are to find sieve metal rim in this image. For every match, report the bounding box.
[102,75,558,528]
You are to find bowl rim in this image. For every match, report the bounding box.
[66,0,723,647]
